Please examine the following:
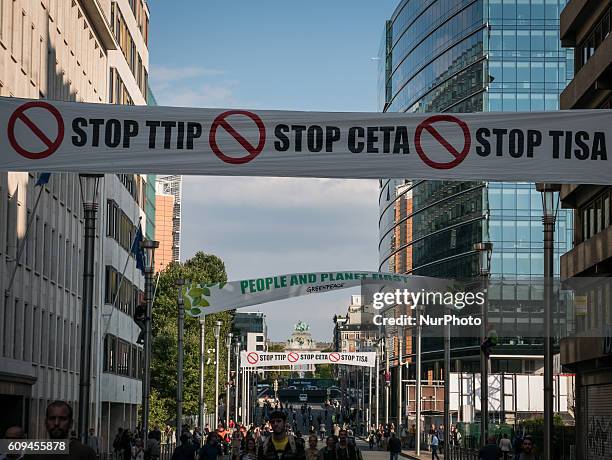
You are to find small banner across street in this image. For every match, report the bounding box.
[240,351,376,368]
[1,97,611,184]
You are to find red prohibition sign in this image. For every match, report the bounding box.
[287,352,299,363]
[329,352,341,363]
[209,110,266,164]
[414,114,471,170]
[7,101,64,160]
[246,352,259,365]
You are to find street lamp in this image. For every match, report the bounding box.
[225,332,233,427]
[199,316,206,429]
[141,238,159,445]
[536,182,560,460]
[214,320,222,425]
[474,241,492,447]
[234,341,241,423]
[77,173,103,443]
[176,279,185,444]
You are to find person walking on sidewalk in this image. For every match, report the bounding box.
[499,433,512,460]
[429,431,440,460]
[479,435,502,460]
[387,432,402,460]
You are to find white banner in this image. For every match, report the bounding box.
[1,97,611,184]
[240,351,376,368]
[180,271,453,317]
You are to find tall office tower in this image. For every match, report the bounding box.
[0,1,152,451]
[155,175,182,272]
[379,0,573,423]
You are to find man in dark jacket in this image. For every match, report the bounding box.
[387,432,402,460]
[337,430,362,460]
[258,410,305,460]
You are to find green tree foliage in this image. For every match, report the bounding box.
[150,252,233,426]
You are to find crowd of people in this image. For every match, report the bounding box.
[167,409,364,460]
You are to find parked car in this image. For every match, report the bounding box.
[307,385,318,390]
[298,394,308,402]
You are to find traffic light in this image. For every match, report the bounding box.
[134,303,146,345]
[384,371,391,387]
[481,325,498,358]
[273,380,279,392]
[229,371,236,387]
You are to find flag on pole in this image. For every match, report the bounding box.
[35,173,51,186]
[131,224,145,275]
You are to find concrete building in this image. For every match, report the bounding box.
[333,295,379,353]
[154,175,182,272]
[0,0,151,450]
[233,311,268,352]
[558,1,612,458]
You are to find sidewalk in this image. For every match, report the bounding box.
[399,447,444,460]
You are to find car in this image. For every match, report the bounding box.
[307,385,318,390]
[287,386,297,390]
[298,394,308,402]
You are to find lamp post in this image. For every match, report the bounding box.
[474,241,493,447]
[199,315,206,429]
[225,332,233,427]
[77,173,103,443]
[214,320,222,425]
[235,341,241,423]
[375,341,380,428]
[176,279,185,442]
[536,183,560,460]
[141,238,159,446]
[415,304,422,456]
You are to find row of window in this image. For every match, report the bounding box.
[110,2,148,101]
[489,0,563,22]
[103,333,143,379]
[104,265,143,318]
[106,200,138,252]
[0,0,105,102]
[127,0,150,46]
[576,7,611,72]
[579,189,612,243]
[3,298,81,372]
[118,174,147,209]
[3,191,83,293]
[109,68,133,105]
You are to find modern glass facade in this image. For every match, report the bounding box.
[379,0,573,375]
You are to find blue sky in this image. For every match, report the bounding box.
[148,0,398,341]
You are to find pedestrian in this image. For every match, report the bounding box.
[336,429,362,460]
[113,428,124,460]
[319,436,337,460]
[399,425,408,449]
[131,439,146,460]
[305,435,319,460]
[517,436,538,460]
[499,433,512,460]
[387,432,402,460]
[429,430,440,460]
[87,428,101,458]
[147,431,161,460]
[257,410,305,460]
[478,435,501,460]
[0,425,26,460]
[241,437,258,460]
[197,432,223,460]
[319,423,326,441]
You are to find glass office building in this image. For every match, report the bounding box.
[379,0,573,379]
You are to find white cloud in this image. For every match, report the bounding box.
[179,176,381,341]
[149,65,226,84]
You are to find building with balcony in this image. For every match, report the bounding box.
[558,1,612,458]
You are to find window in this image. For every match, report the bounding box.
[578,189,612,241]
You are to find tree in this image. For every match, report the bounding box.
[150,252,233,426]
